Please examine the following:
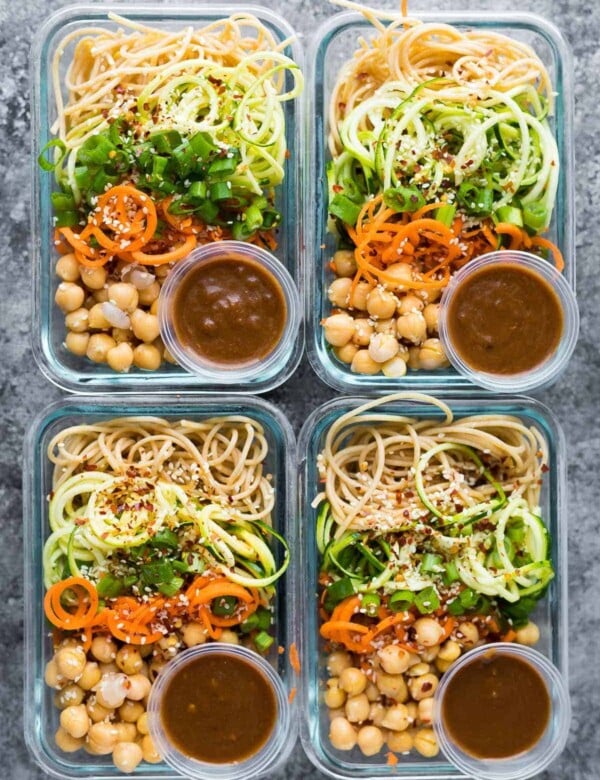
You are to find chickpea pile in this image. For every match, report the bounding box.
[54,253,177,372]
[325,618,540,761]
[322,250,451,376]
[45,622,242,772]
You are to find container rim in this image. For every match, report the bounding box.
[23,392,298,780]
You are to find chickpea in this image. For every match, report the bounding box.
[126,674,152,701]
[373,317,395,335]
[333,249,357,278]
[323,312,355,347]
[413,728,439,758]
[56,253,80,282]
[345,693,370,723]
[88,722,119,749]
[515,621,540,646]
[55,646,87,681]
[87,303,111,330]
[414,617,445,647]
[418,697,434,726]
[408,673,439,701]
[113,742,143,773]
[91,636,117,664]
[112,327,133,345]
[329,716,357,751]
[328,707,344,721]
[86,695,113,723]
[85,738,114,756]
[87,333,116,363]
[107,342,134,373]
[335,343,359,364]
[351,349,380,375]
[163,346,177,364]
[150,298,160,316]
[348,281,372,311]
[352,318,374,347]
[119,700,145,724]
[398,294,424,315]
[369,702,386,727]
[137,280,160,306]
[378,645,411,675]
[96,673,129,709]
[367,287,397,319]
[455,621,479,648]
[99,662,119,675]
[325,679,346,709]
[130,309,160,343]
[384,262,413,291]
[55,282,85,313]
[438,639,461,663]
[136,712,149,736]
[220,629,239,645]
[435,657,453,674]
[423,303,440,333]
[387,729,413,754]
[133,343,162,371]
[407,345,421,370]
[55,725,84,753]
[339,667,368,696]
[65,307,89,333]
[406,662,431,677]
[182,622,208,647]
[107,282,139,313]
[420,645,439,663]
[328,277,352,308]
[60,704,90,739]
[79,265,107,290]
[327,651,352,677]
[45,658,65,689]
[376,672,408,702]
[419,286,441,304]
[115,722,138,743]
[368,333,399,363]
[365,682,380,702]
[149,655,168,680]
[382,703,410,731]
[141,734,162,763]
[93,287,109,303]
[382,355,408,378]
[116,647,143,676]
[357,725,385,756]
[397,311,427,344]
[418,338,449,370]
[54,683,85,709]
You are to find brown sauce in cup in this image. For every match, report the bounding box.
[446,263,563,374]
[441,651,551,758]
[172,254,287,367]
[160,652,277,763]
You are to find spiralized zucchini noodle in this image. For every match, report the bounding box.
[43,416,287,652]
[315,393,553,641]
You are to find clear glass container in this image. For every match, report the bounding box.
[23,394,298,779]
[305,10,575,393]
[31,4,304,394]
[297,393,568,779]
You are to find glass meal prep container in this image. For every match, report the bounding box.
[31,4,305,394]
[23,394,298,779]
[297,393,568,779]
[305,10,575,393]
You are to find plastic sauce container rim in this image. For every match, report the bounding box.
[158,240,301,383]
[432,642,571,780]
[438,251,579,393]
[148,643,291,780]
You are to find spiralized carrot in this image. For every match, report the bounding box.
[44,576,99,630]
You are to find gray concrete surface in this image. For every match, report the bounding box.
[0,0,598,778]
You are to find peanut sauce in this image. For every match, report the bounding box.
[160,652,277,763]
[446,263,563,374]
[441,651,550,758]
[171,253,287,367]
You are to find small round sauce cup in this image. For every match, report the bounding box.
[158,241,301,383]
[438,251,578,392]
[433,643,571,780]
[148,643,292,780]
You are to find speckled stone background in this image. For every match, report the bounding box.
[1,0,598,777]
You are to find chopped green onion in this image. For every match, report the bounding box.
[38,139,67,172]
[187,181,207,202]
[254,630,275,653]
[212,595,238,616]
[240,613,260,633]
[389,589,414,612]
[458,587,479,609]
[325,576,355,609]
[361,593,381,617]
[383,186,426,213]
[51,192,76,211]
[151,130,182,154]
[54,211,79,228]
[152,156,169,178]
[196,200,219,223]
[414,586,440,614]
[209,181,232,201]
[435,204,456,227]
[420,553,443,573]
[189,131,217,159]
[523,202,548,232]
[457,182,494,216]
[208,154,239,179]
[329,193,362,225]
[244,203,264,232]
[140,561,173,585]
[442,561,461,585]
[256,607,273,630]
[150,529,179,549]
[158,576,184,597]
[78,134,116,166]
[97,574,123,599]
[495,205,523,226]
